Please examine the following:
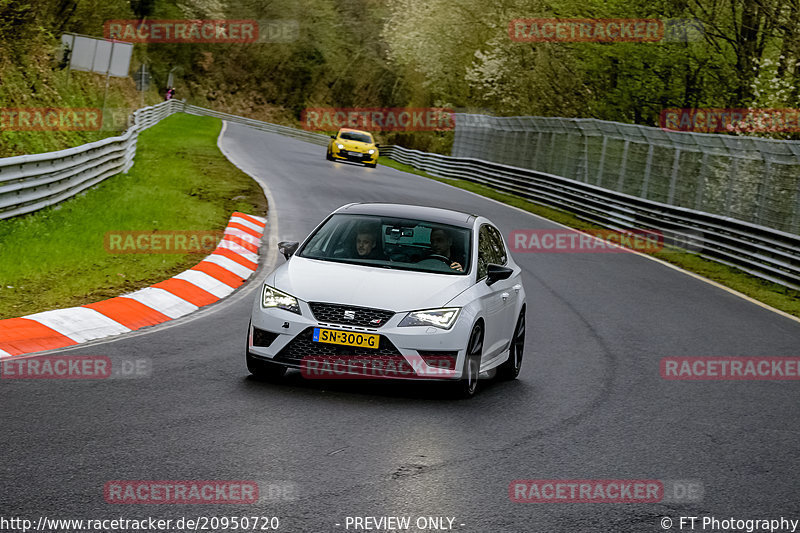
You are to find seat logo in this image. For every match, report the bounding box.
[343,310,356,320]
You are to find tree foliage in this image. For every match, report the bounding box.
[0,0,797,148]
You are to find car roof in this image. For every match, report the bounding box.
[336,203,477,228]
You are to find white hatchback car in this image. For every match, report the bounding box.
[247,203,526,397]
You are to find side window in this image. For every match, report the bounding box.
[487,226,507,265]
[477,225,497,280]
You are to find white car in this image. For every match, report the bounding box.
[247,203,526,397]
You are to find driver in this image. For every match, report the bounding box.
[353,222,384,259]
[427,227,464,271]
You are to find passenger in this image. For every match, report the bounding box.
[353,223,384,260]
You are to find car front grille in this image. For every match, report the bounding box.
[308,302,395,328]
[274,327,409,369]
[341,152,369,160]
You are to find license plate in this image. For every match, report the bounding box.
[348,151,363,157]
[313,328,379,349]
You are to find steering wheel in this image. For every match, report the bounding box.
[424,254,453,265]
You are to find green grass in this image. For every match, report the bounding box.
[378,156,800,319]
[0,113,266,319]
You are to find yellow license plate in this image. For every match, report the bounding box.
[313,328,379,349]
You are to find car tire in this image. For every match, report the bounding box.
[365,162,377,168]
[497,309,525,381]
[326,150,334,161]
[453,323,483,399]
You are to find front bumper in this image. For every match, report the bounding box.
[331,148,378,164]
[249,300,470,380]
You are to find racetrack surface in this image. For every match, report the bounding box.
[2,121,798,532]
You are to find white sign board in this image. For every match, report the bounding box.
[62,33,133,77]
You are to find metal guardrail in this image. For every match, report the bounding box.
[0,99,183,220]
[183,105,330,146]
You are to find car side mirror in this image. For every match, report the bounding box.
[374,143,380,148]
[330,135,336,139]
[278,241,299,260]
[486,264,513,285]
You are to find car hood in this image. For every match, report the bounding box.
[271,256,470,311]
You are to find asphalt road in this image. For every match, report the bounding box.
[1,121,799,533]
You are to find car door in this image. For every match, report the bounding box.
[486,224,519,345]
[474,224,508,362]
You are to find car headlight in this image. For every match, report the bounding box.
[262,285,301,314]
[398,308,460,329]
[368,149,375,154]
[336,143,344,149]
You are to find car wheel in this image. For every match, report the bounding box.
[454,323,483,398]
[497,310,525,380]
[326,150,334,161]
[365,162,377,168]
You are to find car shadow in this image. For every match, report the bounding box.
[242,368,514,402]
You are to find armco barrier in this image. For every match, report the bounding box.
[0,99,184,221]
[182,105,329,145]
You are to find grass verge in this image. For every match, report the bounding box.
[0,113,266,319]
[378,156,800,319]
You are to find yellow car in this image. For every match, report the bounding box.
[326,128,379,168]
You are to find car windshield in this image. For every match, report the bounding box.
[297,214,471,275]
[339,131,373,143]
